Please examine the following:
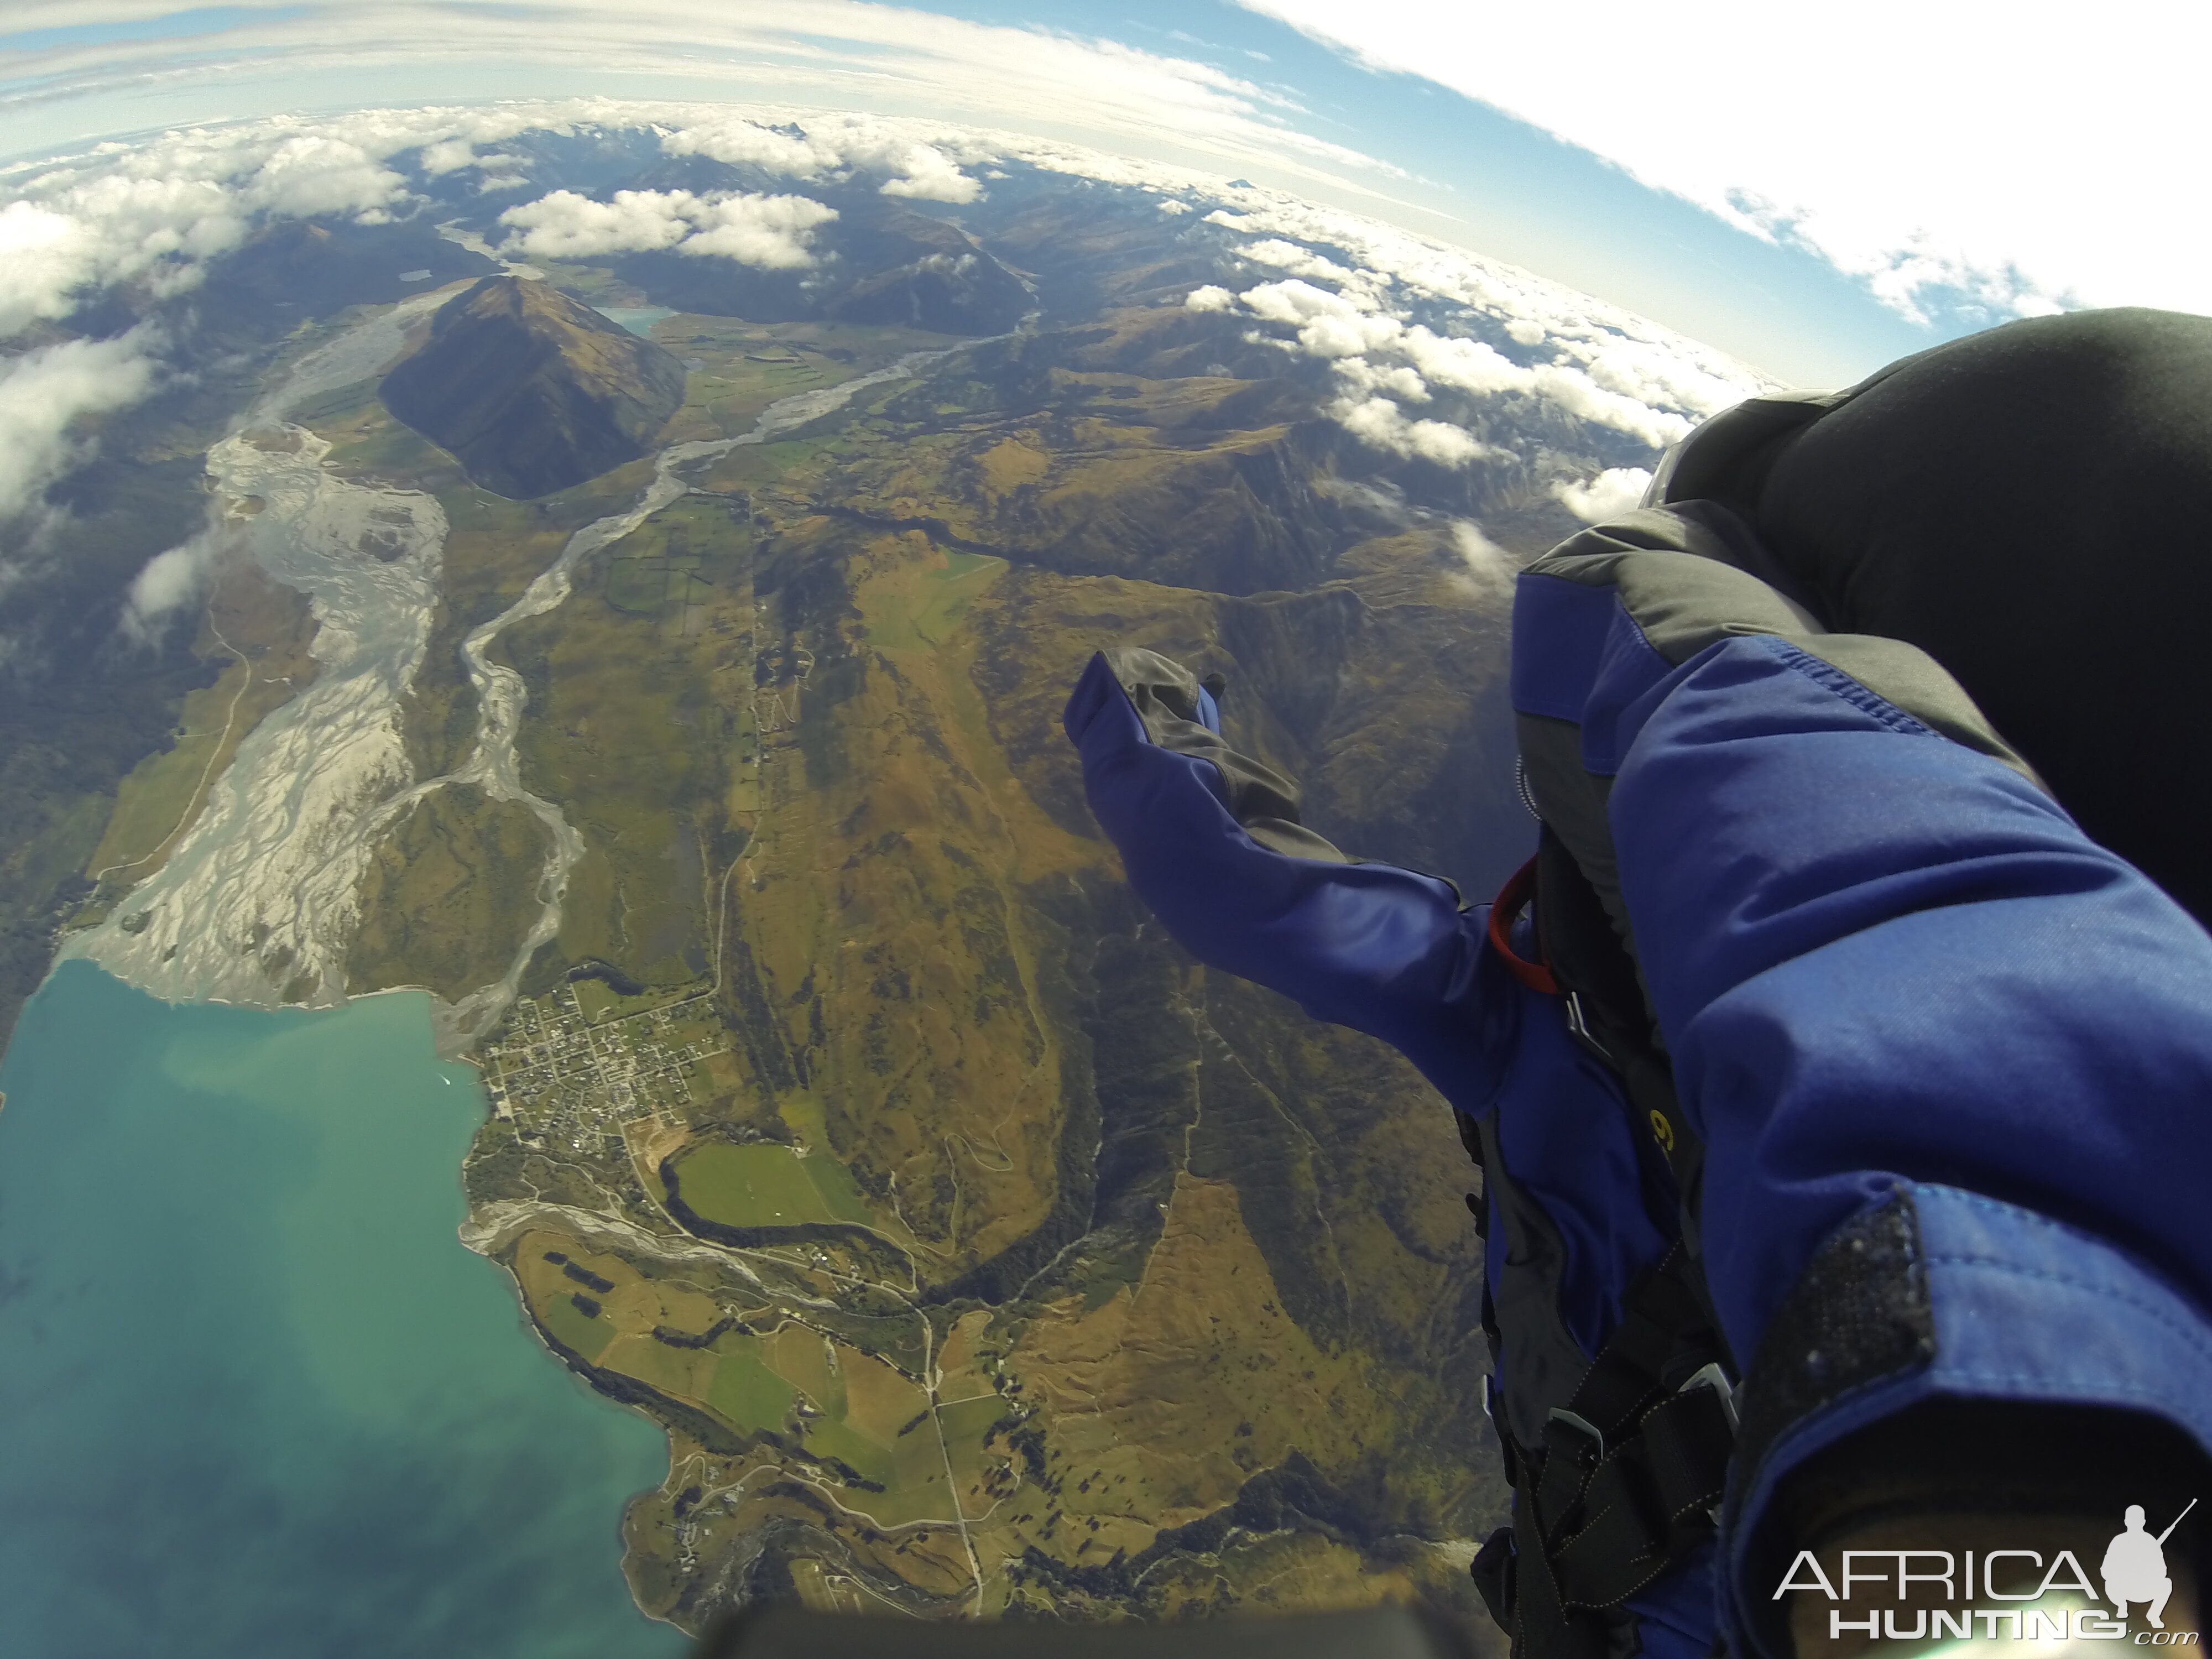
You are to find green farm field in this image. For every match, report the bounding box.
[862,548,1008,652]
[512,1221,1006,1528]
[666,1141,877,1231]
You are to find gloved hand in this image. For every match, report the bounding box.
[1063,647,1498,1115]
[1065,646,1352,862]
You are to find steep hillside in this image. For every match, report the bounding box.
[379,276,687,498]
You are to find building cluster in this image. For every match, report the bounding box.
[482,981,727,1157]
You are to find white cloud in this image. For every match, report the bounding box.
[0,93,1392,353]
[0,329,161,523]
[0,6,1411,225]
[0,202,103,336]
[1449,519,1515,596]
[1398,327,1531,398]
[20,0,2180,363]
[239,134,408,219]
[659,118,839,179]
[0,97,1775,587]
[418,138,482,176]
[1566,335,1755,429]
[1525,364,1690,450]
[1227,0,2209,326]
[1552,468,1653,523]
[682,193,840,263]
[124,525,223,636]
[1209,278,1705,450]
[0,101,1462,561]
[1331,355,1428,403]
[0,180,233,335]
[1235,238,1358,285]
[1329,394,1490,467]
[1202,199,1772,410]
[874,144,981,204]
[1238,278,1402,357]
[498,187,837,267]
[499,189,692,257]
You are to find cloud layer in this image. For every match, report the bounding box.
[0,100,1774,621]
[0,3,1400,208]
[499,189,838,266]
[1181,190,1769,496]
[0,111,475,336]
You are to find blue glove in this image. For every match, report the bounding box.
[1064,646,1502,1115]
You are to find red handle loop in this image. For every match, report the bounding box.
[1487,854,1559,995]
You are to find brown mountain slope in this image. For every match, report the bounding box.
[353,230,1566,1626]
[380,276,686,498]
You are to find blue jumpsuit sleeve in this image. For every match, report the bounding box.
[1064,650,1503,1117]
[1066,645,1677,1401]
[1605,632,2212,1379]
[1599,631,2212,1646]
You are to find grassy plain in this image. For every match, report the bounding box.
[860,549,1007,653]
[569,975,710,1026]
[493,503,739,992]
[646,316,959,446]
[525,308,1491,1623]
[1014,1174,1373,1536]
[345,784,549,1002]
[667,1142,870,1230]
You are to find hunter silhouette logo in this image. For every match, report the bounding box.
[2106,1501,2197,1629]
[1778,1499,2201,1642]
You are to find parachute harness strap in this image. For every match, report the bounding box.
[1505,1245,1739,1656]
[1481,838,1742,1654]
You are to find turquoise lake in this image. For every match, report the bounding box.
[0,961,686,1658]
[593,306,677,336]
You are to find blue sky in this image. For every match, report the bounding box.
[0,0,2199,384]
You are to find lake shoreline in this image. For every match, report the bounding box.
[0,961,685,1658]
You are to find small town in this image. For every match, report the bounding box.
[479,978,729,1157]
